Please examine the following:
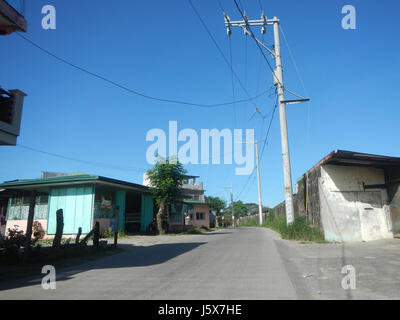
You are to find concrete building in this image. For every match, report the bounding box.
[0,172,154,237]
[1,0,27,145]
[0,88,27,145]
[274,150,400,242]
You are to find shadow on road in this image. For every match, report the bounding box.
[0,242,206,292]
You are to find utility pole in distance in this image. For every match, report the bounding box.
[224,183,235,228]
[255,141,263,226]
[240,140,263,226]
[224,12,309,225]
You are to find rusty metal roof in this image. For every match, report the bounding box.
[305,150,400,176]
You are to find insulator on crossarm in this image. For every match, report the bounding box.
[261,26,266,34]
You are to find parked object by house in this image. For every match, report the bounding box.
[0,172,155,238]
[273,150,400,242]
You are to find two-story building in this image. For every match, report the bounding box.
[143,173,210,232]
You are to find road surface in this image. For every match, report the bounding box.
[0,228,399,299]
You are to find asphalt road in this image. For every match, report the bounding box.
[1,228,399,299]
[0,228,297,299]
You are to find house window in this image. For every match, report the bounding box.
[196,212,205,220]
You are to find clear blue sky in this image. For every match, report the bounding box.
[1,0,400,208]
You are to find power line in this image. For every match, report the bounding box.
[17,144,147,173]
[188,0,258,109]
[228,36,237,127]
[259,96,278,161]
[232,0,282,87]
[16,33,267,109]
[279,24,311,141]
[235,94,278,201]
[257,0,263,12]
[217,0,225,12]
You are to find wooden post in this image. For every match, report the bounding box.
[114,205,119,248]
[52,209,64,249]
[23,190,36,263]
[93,221,100,248]
[75,227,82,245]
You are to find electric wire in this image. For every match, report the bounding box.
[235,94,278,201]
[188,0,259,109]
[16,33,267,108]
[232,0,282,88]
[228,36,237,128]
[17,144,147,173]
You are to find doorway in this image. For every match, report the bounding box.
[125,192,141,233]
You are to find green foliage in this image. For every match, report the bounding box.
[99,228,127,239]
[263,215,325,243]
[0,225,25,262]
[241,218,258,227]
[205,196,226,214]
[146,158,187,207]
[224,200,248,217]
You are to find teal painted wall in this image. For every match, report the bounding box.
[140,194,154,232]
[115,190,126,231]
[47,185,94,234]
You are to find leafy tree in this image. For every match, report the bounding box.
[146,158,187,234]
[205,196,226,215]
[224,200,248,218]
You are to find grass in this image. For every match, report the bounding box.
[240,214,326,243]
[264,214,326,243]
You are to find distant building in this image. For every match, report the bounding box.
[143,173,210,232]
[274,150,400,242]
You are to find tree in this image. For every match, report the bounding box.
[224,200,248,218]
[146,158,187,234]
[205,196,226,215]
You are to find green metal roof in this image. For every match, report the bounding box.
[0,174,98,187]
[0,173,150,193]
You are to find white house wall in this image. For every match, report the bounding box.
[319,164,393,242]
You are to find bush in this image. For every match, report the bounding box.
[99,227,127,239]
[241,218,258,227]
[263,215,325,243]
[0,225,26,262]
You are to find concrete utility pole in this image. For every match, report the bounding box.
[255,141,263,226]
[224,184,235,228]
[241,140,264,226]
[224,13,308,225]
[272,17,294,225]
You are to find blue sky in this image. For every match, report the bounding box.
[1,0,400,207]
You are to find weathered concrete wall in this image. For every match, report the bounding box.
[385,167,400,236]
[296,166,322,228]
[273,166,322,229]
[388,184,400,235]
[319,165,392,242]
[272,201,286,219]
